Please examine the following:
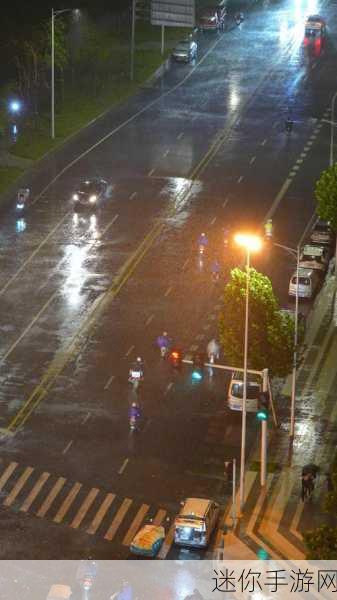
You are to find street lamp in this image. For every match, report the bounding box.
[51,8,79,139]
[234,233,263,512]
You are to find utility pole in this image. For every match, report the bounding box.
[130,0,136,81]
[260,369,268,486]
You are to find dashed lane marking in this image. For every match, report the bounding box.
[165,382,174,395]
[87,493,115,535]
[104,375,115,390]
[36,477,66,518]
[210,216,217,225]
[81,412,91,425]
[54,482,82,523]
[182,258,189,270]
[237,175,244,183]
[62,440,73,455]
[129,191,137,200]
[250,156,256,164]
[123,503,150,546]
[104,498,133,541]
[222,197,229,208]
[261,138,267,146]
[158,523,175,559]
[125,345,135,357]
[145,314,154,326]
[164,286,172,297]
[196,333,205,341]
[148,168,155,177]
[3,466,34,507]
[118,458,129,475]
[177,132,184,140]
[163,149,169,157]
[70,488,99,529]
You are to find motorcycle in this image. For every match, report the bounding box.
[160,345,169,358]
[128,369,143,390]
[235,12,244,25]
[16,188,30,213]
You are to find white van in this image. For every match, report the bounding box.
[288,267,320,299]
[174,497,219,548]
[47,585,72,600]
[227,373,261,412]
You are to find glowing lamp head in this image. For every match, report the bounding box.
[234,233,262,252]
[9,100,21,113]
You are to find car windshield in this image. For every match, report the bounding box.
[79,181,98,194]
[314,224,329,232]
[231,383,259,399]
[177,42,189,48]
[293,276,310,285]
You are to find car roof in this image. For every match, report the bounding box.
[302,244,324,255]
[293,267,314,277]
[180,497,213,517]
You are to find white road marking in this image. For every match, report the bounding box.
[104,375,115,390]
[196,333,205,341]
[163,149,169,157]
[177,132,184,140]
[210,216,217,225]
[292,165,300,170]
[3,466,34,507]
[87,493,115,535]
[250,156,256,164]
[222,196,229,208]
[237,175,244,183]
[182,257,189,269]
[300,152,307,158]
[164,286,172,297]
[70,488,99,529]
[203,323,211,330]
[104,498,133,541]
[309,135,317,141]
[311,62,317,69]
[81,412,91,425]
[165,382,174,395]
[125,345,135,357]
[0,291,57,365]
[190,344,198,351]
[36,477,66,518]
[129,191,137,200]
[264,178,292,220]
[261,138,267,145]
[54,482,82,523]
[20,471,50,513]
[306,140,314,146]
[62,440,73,455]
[148,168,155,176]
[145,314,154,326]
[118,458,129,475]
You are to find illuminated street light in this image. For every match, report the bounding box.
[234,232,262,512]
[9,100,21,114]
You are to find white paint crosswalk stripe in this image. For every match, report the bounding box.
[157,523,175,559]
[70,488,99,529]
[104,498,132,541]
[87,493,115,535]
[122,503,150,546]
[36,477,66,518]
[54,482,82,523]
[20,472,50,513]
[3,466,34,507]
[0,462,18,492]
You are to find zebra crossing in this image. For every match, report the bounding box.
[0,460,176,558]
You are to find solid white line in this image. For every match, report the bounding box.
[62,440,73,455]
[261,138,267,146]
[210,216,217,225]
[148,168,155,176]
[237,175,244,183]
[125,345,135,357]
[250,156,256,164]
[145,314,154,326]
[130,191,137,200]
[81,412,91,425]
[104,375,115,390]
[164,286,172,297]
[118,458,129,475]
[1,291,57,364]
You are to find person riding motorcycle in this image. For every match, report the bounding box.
[235,11,244,24]
[264,219,273,238]
[129,357,144,381]
[285,116,293,133]
[157,331,172,356]
[198,232,209,251]
[207,338,220,362]
[211,259,221,281]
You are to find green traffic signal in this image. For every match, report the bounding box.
[257,409,268,421]
[257,391,269,421]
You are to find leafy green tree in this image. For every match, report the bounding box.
[218,267,294,377]
[304,524,337,559]
[315,164,337,231]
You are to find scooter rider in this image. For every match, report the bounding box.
[198,232,209,250]
[207,338,220,362]
[129,356,144,381]
[285,116,293,133]
[211,259,221,281]
[157,331,172,356]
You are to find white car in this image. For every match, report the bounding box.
[288,268,320,299]
[299,244,329,271]
[310,220,334,246]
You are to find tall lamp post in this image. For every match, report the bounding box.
[51,8,79,139]
[234,233,263,512]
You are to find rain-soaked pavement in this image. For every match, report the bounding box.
[0,0,336,558]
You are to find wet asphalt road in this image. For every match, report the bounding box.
[0,0,336,558]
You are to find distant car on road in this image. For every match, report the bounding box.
[172,39,197,63]
[72,178,110,211]
[305,14,326,37]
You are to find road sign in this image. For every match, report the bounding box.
[151,0,195,27]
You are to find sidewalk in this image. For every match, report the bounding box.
[215,270,337,560]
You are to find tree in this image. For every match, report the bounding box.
[304,525,337,559]
[315,164,337,231]
[218,267,294,377]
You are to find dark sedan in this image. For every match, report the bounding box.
[72,178,110,211]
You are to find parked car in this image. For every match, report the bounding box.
[305,14,326,37]
[174,498,219,548]
[288,267,321,299]
[299,244,329,272]
[172,39,197,63]
[310,220,334,246]
[227,372,261,412]
[72,178,110,211]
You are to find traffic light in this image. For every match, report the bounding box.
[192,352,204,381]
[257,391,269,421]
